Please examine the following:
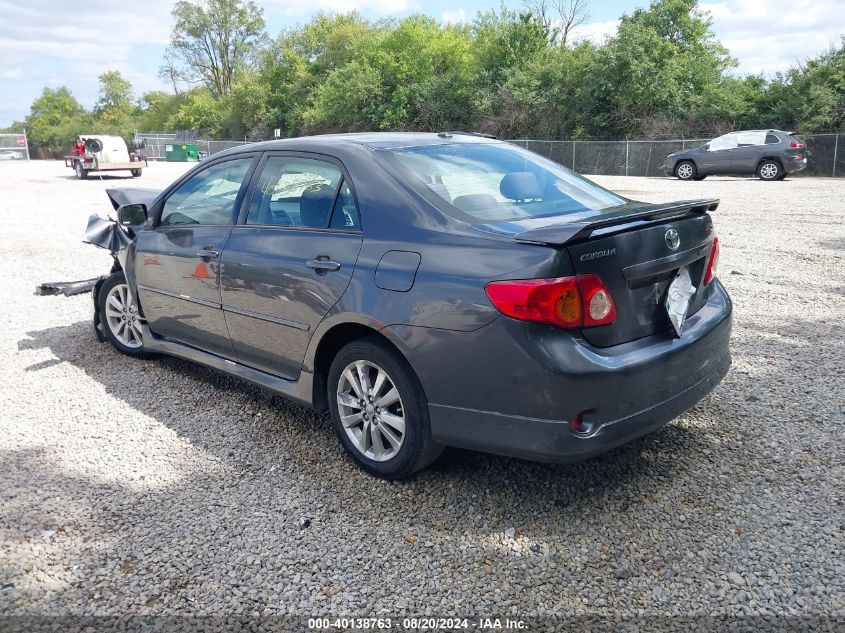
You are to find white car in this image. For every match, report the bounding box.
[0,150,24,160]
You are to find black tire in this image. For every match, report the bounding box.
[327,338,443,479]
[75,161,88,179]
[757,159,782,181]
[675,160,697,180]
[692,175,707,181]
[131,169,141,177]
[97,272,149,358]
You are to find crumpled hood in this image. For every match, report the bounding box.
[105,187,160,210]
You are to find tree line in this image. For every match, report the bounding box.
[6,0,845,156]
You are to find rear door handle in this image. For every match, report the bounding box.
[196,248,220,259]
[306,256,341,273]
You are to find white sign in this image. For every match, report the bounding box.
[274,128,281,138]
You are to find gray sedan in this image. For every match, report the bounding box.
[90,133,731,478]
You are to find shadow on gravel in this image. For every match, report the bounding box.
[12,315,842,614]
[15,320,729,521]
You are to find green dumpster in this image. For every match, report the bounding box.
[165,143,199,162]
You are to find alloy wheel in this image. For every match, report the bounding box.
[337,360,405,462]
[104,283,143,349]
[677,163,694,179]
[760,162,778,180]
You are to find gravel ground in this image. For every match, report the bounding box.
[1,161,843,624]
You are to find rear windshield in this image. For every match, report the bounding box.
[379,142,625,222]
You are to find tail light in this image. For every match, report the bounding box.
[704,236,720,285]
[485,274,616,329]
[790,141,805,149]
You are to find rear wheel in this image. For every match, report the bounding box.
[131,169,141,177]
[98,272,148,358]
[675,160,697,180]
[74,161,87,179]
[328,338,443,479]
[758,160,782,181]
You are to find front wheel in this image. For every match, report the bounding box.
[328,338,443,479]
[675,160,697,180]
[98,272,148,357]
[758,160,782,181]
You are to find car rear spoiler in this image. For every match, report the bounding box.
[513,199,719,246]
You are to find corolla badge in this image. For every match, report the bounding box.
[664,228,680,251]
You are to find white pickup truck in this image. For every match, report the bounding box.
[65,135,146,179]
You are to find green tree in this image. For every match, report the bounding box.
[588,0,734,136]
[174,87,226,135]
[95,70,133,114]
[163,0,266,97]
[24,87,92,155]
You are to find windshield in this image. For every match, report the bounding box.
[379,142,625,223]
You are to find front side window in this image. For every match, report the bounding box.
[247,157,343,228]
[379,142,624,223]
[708,134,739,151]
[161,158,253,226]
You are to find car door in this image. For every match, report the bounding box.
[699,133,738,173]
[220,153,364,379]
[134,154,257,357]
[731,131,767,173]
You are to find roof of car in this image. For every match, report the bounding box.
[223,132,501,155]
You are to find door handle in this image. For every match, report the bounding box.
[196,248,220,259]
[306,256,341,273]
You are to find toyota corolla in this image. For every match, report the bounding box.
[90,132,732,479]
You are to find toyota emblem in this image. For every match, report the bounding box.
[665,228,680,251]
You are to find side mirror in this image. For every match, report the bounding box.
[702,143,710,150]
[117,203,147,226]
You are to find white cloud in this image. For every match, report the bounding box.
[700,0,845,76]
[442,8,467,24]
[570,19,619,44]
[264,0,412,17]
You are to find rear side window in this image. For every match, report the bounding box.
[735,131,766,146]
[329,181,360,230]
[161,158,253,226]
[766,133,781,144]
[247,157,342,228]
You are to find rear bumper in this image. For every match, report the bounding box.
[409,280,732,463]
[429,350,729,462]
[784,157,807,173]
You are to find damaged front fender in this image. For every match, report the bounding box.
[82,214,143,344]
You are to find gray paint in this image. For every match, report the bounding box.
[663,130,806,177]
[103,132,732,463]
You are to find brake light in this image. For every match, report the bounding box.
[704,236,720,285]
[790,141,805,149]
[485,274,616,329]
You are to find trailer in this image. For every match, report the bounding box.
[65,135,146,179]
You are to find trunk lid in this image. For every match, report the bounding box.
[511,199,718,347]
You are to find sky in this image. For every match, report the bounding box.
[1,0,844,127]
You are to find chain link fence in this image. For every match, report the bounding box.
[133,131,844,177]
[0,132,30,160]
[133,132,250,160]
[511,133,844,177]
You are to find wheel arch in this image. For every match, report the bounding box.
[757,155,784,170]
[674,159,699,176]
[307,318,414,411]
